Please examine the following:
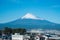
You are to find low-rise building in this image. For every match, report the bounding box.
[12,33,23,40]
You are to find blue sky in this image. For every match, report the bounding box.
[0,0,60,24]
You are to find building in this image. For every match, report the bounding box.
[49,35,60,40]
[11,30,60,40]
[12,33,23,40]
[24,34,30,40]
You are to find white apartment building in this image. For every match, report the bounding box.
[12,33,24,40]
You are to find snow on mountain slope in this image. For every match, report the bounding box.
[21,13,44,20]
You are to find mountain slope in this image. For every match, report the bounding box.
[0,13,60,30]
[0,19,59,30]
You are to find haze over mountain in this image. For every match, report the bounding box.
[0,13,60,30]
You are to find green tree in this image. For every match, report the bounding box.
[12,28,26,35]
[3,27,12,35]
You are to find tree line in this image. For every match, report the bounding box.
[0,27,26,35]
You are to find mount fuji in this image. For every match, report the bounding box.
[0,13,60,30]
[21,13,44,20]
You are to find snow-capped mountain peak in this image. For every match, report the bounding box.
[22,13,37,19]
[21,13,44,20]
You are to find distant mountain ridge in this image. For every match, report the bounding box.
[0,13,60,30]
